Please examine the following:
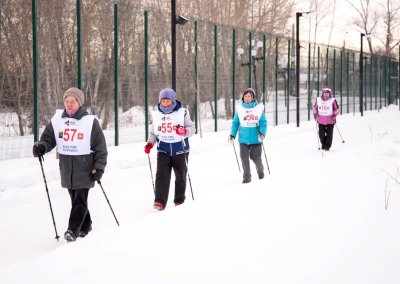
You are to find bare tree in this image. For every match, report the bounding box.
[177,0,295,119]
[377,0,400,57]
[346,0,379,54]
[295,0,331,91]
[0,1,33,135]
[5,0,372,134]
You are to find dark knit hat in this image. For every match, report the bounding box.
[63,87,84,106]
[242,88,256,102]
[159,88,176,103]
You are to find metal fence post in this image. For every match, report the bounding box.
[32,0,39,142]
[114,2,119,146]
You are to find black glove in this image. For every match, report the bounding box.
[91,169,103,182]
[32,142,45,157]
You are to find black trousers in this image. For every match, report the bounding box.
[239,144,264,182]
[67,188,92,235]
[318,124,334,150]
[155,152,188,206]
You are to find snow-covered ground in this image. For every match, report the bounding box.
[0,106,399,284]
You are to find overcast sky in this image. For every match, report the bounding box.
[291,0,385,50]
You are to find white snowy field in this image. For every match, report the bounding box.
[0,106,399,284]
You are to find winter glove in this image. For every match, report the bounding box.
[144,142,153,154]
[91,169,103,182]
[332,116,336,123]
[258,134,265,143]
[32,142,45,157]
[313,114,318,120]
[175,125,187,136]
[229,135,235,144]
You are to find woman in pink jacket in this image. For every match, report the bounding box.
[313,87,339,151]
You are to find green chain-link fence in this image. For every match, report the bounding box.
[0,1,398,160]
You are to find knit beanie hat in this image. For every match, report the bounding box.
[242,88,256,102]
[159,88,176,103]
[63,87,84,106]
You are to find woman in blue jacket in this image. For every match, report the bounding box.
[230,88,267,183]
[144,88,195,210]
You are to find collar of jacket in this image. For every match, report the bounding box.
[158,100,182,114]
[241,99,258,109]
[62,107,88,119]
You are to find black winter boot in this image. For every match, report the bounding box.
[64,230,77,242]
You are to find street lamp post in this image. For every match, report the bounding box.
[295,11,313,127]
[360,33,372,116]
[360,33,365,116]
[171,0,188,91]
[171,0,176,91]
[237,39,264,96]
[296,12,301,127]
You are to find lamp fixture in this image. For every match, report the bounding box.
[175,15,189,25]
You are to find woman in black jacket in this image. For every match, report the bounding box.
[33,87,108,242]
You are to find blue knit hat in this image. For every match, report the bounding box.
[159,88,176,103]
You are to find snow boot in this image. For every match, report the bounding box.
[153,202,165,211]
[64,230,77,242]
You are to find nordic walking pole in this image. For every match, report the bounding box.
[261,142,271,175]
[38,156,60,241]
[335,124,345,143]
[97,180,120,226]
[147,155,155,193]
[232,143,241,172]
[315,121,321,150]
[230,138,241,172]
[180,138,194,200]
